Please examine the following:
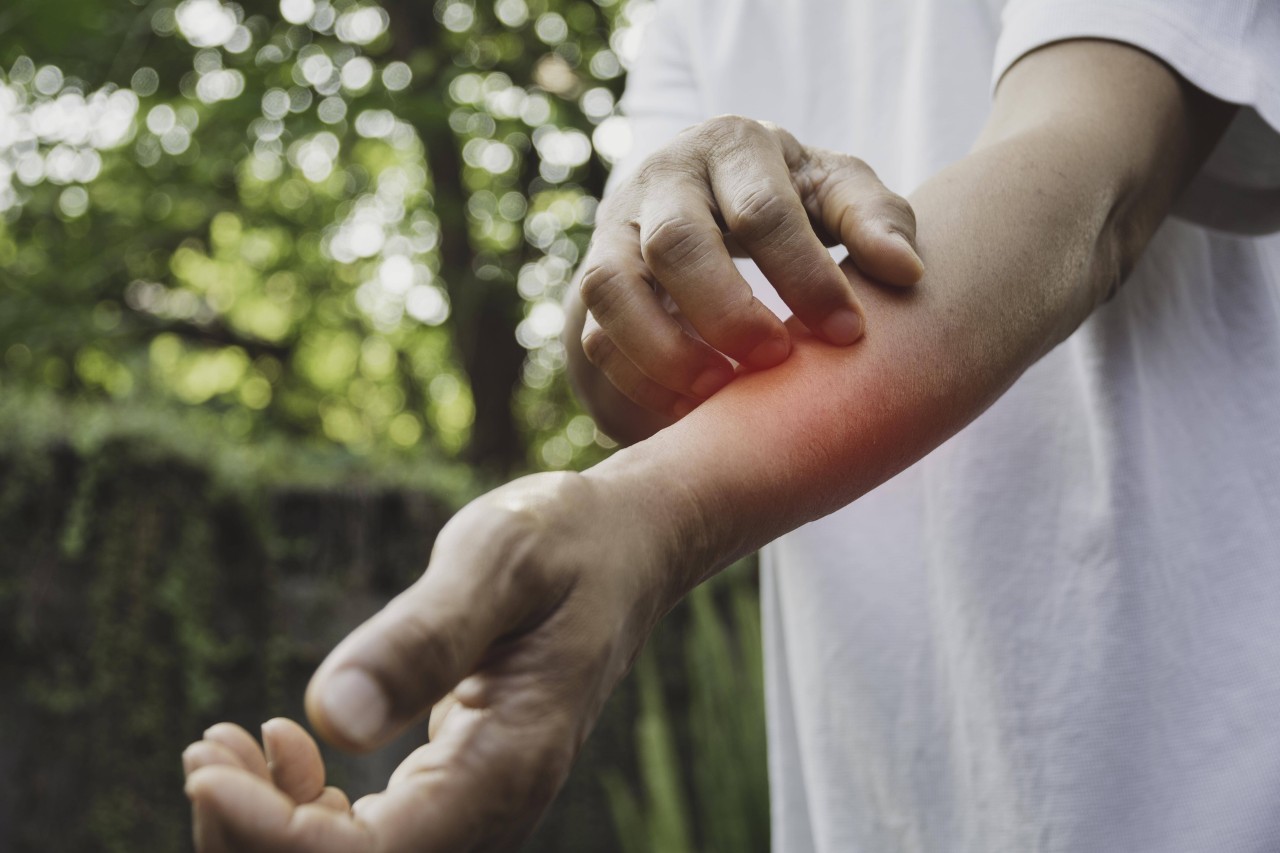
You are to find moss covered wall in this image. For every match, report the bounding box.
[0,402,765,853]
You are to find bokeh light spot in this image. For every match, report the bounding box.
[382,62,413,92]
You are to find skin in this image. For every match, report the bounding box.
[183,40,1235,852]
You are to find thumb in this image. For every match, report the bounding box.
[802,149,925,287]
[305,506,541,751]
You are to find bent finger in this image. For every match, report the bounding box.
[708,121,866,345]
[582,329,700,418]
[636,181,790,369]
[262,718,328,805]
[315,787,351,813]
[202,723,270,781]
[579,224,736,397]
[798,148,923,287]
[183,741,249,777]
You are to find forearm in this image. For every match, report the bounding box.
[584,46,1230,601]
[586,133,1107,587]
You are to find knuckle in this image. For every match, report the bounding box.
[593,193,629,225]
[757,119,784,136]
[698,113,742,139]
[848,155,871,173]
[578,262,626,311]
[641,216,708,268]
[696,113,761,148]
[727,186,794,240]
[636,149,698,184]
[809,152,860,183]
[767,122,800,150]
[633,156,665,185]
[469,505,563,601]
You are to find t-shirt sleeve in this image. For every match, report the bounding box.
[603,0,704,196]
[992,0,1280,235]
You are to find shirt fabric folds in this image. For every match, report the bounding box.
[611,2,1280,850]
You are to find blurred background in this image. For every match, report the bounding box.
[0,0,767,850]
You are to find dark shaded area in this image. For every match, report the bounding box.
[1,0,772,849]
[0,426,769,852]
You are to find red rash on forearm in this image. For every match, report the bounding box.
[588,148,1097,585]
[578,43,1232,600]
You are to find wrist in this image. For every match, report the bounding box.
[584,441,730,618]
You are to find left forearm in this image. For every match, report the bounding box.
[586,131,1114,593]
[585,42,1233,600]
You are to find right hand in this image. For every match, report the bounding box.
[577,115,923,417]
[184,470,702,852]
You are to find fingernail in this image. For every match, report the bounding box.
[890,231,925,276]
[745,336,790,368]
[822,309,864,345]
[320,669,390,747]
[690,368,732,398]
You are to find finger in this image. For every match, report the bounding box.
[582,328,700,418]
[262,718,327,805]
[797,147,924,287]
[705,119,867,345]
[186,765,372,853]
[579,224,737,398]
[202,723,270,781]
[183,741,249,777]
[305,505,554,751]
[428,692,461,742]
[637,185,792,368]
[314,787,351,813]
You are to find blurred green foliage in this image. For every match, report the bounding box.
[0,1,772,849]
[1,0,647,472]
[0,400,768,852]
[605,568,770,853]
[0,397,462,851]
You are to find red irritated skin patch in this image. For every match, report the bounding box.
[574,113,925,421]
[590,36,1231,585]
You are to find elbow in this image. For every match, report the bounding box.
[1093,162,1169,306]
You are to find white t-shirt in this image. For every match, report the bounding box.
[612,2,1280,851]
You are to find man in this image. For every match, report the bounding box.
[183,1,1280,850]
